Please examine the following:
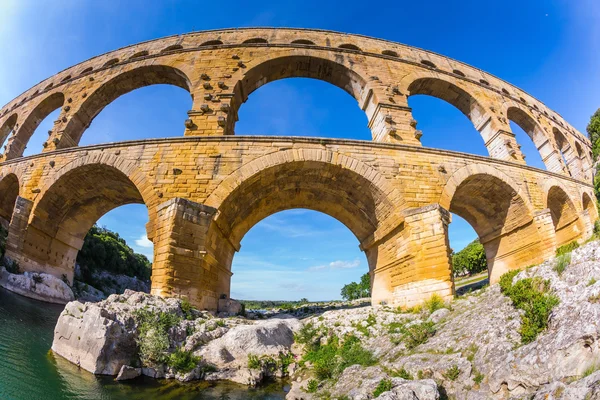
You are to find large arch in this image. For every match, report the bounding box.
[17,163,150,280]
[547,185,584,247]
[60,65,192,146]
[582,192,598,228]
[0,173,19,228]
[442,165,543,282]
[198,150,397,306]
[506,107,563,173]
[406,76,489,141]
[229,55,370,136]
[7,92,64,158]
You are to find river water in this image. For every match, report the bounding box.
[0,287,287,400]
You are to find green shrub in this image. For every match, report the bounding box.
[554,253,571,275]
[423,293,445,313]
[402,321,436,350]
[394,367,413,380]
[373,378,393,397]
[168,348,201,373]
[302,334,375,381]
[247,354,261,369]
[556,241,579,256]
[588,278,597,286]
[472,367,484,385]
[133,309,182,366]
[306,379,319,393]
[443,364,460,381]
[499,271,559,344]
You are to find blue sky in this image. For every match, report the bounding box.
[0,1,598,300]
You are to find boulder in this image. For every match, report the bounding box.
[0,267,74,304]
[51,301,137,375]
[218,298,243,315]
[427,308,450,324]
[116,365,141,381]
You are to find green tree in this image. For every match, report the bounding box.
[341,273,371,300]
[451,239,487,277]
[77,225,152,281]
[587,108,600,161]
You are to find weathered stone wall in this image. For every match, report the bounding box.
[0,136,594,308]
[0,28,595,309]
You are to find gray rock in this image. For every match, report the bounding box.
[0,267,74,304]
[427,308,450,324]
[116,365,141,381]
[218,298,243,316]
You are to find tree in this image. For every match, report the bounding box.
[451,239,487,277]
[587,108,600,161]
[341,273,371,300]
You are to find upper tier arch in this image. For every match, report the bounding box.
[0,28,590,184]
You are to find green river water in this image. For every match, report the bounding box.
[0,287,288,400]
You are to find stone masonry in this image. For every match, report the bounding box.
[0,28,595,310]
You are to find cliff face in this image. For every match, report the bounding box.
[51,240,600,399]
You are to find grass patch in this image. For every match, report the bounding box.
[373,378,393,397]
[443,364,460,381]
[167,348,201,373]
[499,270,559,344]
[423,293,445,313]
[554,253,571,275]
[402,321,436,350]
[302,334,376,381]
[306,379,319,393]
[472,367,484,385]
[556,241,579,256]
[589,278,597,286]
[583,363,600,378]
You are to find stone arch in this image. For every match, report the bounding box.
[546,185,584,247]
[0,114,18,152]
[7,92,65,159]
[0,173,19,228]
[441,164,541,282]
[229,54,370,136]
[61,65,193,147]
[202,149,398,302]
[582,191,597,223]
[21,159,155,280]
[553,127,581,178]
[403,74,493,154]
[506,106,562,172]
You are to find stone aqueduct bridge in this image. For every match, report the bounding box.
[0,28,596,309]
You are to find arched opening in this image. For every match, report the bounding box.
[583,192,598,226]
[15,93,65,157]
[508,120,546,170]
[232,55,370,140]
[21,164,150,282]
[547,186,583,247]
[447,172,539,283]
[61,65,192,146]
[231,209,368,301]
[407,78,488,155]
[0,174,19,229]
[507,107,555,171]
[0,114,18,155]
[235,78,371,139]
[448,213,488,294]
[204,155,394,306]
[553,128,577,177]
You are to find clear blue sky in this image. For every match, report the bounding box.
[0,1,598,300]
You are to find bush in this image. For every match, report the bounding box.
[499,271,559,344]
[443,364,460,381]
[373,378,393,397]
[302,334,375,381]
[556,241,579,256]
[168,348,201,373]
[133,309,182,366]
[423,293,445,313]
[306,379,319,393]
[554,253,571,275]
[402,321,436,350]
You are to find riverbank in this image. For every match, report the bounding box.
[51,239,600,399]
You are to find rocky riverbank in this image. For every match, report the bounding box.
[52,239,600,399]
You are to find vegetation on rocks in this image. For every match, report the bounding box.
[340,273,370,301]
[451,239,487,277]
[77,225,151,282]
[499,269,559,344]
[133,308,183,366]
[556,240,579,256]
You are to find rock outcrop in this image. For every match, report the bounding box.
[0,267,74,304]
